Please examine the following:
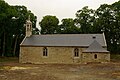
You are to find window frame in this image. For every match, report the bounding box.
[74,48,79,57]
[94,54,97,59]
[43,47,48,57]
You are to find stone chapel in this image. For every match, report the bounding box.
[19,16,110,64]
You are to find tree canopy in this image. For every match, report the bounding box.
[75,6,95,33]
[39,0,120,54]
[39,15,59,34]
[0,0,39,57]
[59,18,80,34]
[1,0,120,57]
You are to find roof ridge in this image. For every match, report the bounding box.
[31,34,102,36]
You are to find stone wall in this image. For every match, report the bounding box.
[82,52,110,63]
[19,47,83,64]
[19,46,110,64]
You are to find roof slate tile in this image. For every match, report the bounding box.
[21,34,106,47]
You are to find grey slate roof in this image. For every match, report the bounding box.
[83,40,109,53]
[20,34,107,47]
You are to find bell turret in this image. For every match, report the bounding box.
[25,15,32,37]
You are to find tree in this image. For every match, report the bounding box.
[10,5,38,56]
[94,2,120,53]
[39,15,59,34]
[74,1,120,53]
[60,18,80,34]
[75,6,95,33]
[0,0,12,56]
[0,0,39,56]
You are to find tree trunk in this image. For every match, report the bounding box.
[2,32,5,57]
[13,35,18,56]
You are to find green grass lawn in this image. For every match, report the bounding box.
[110,54,120,61]
[0,57,18,62]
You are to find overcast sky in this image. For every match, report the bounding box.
[5,0,119,27]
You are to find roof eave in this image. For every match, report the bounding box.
[20,45,107,48]
[20,37,27,46]
[20,45,89,47]
[83,51,109,53]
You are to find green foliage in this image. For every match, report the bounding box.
[39,15,59,34]
[93,2,120,53]
[1,0,120,56]
[73,1,120,53]
[38,0,120,53]
[0,0,39,57]
[75,6,95,33]
[60,18,80,34]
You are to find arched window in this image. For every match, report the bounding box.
[74,48,79,57]
[94,54,97,59]
[43,47,48,56]
[27,24,30,31]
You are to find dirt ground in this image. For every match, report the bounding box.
[0,59,120,80]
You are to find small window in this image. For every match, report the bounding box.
[94,54,97,59]
[74,48,79,57]
[43,47,48,56]
[92,36,96,39]
[27,24,30,31]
